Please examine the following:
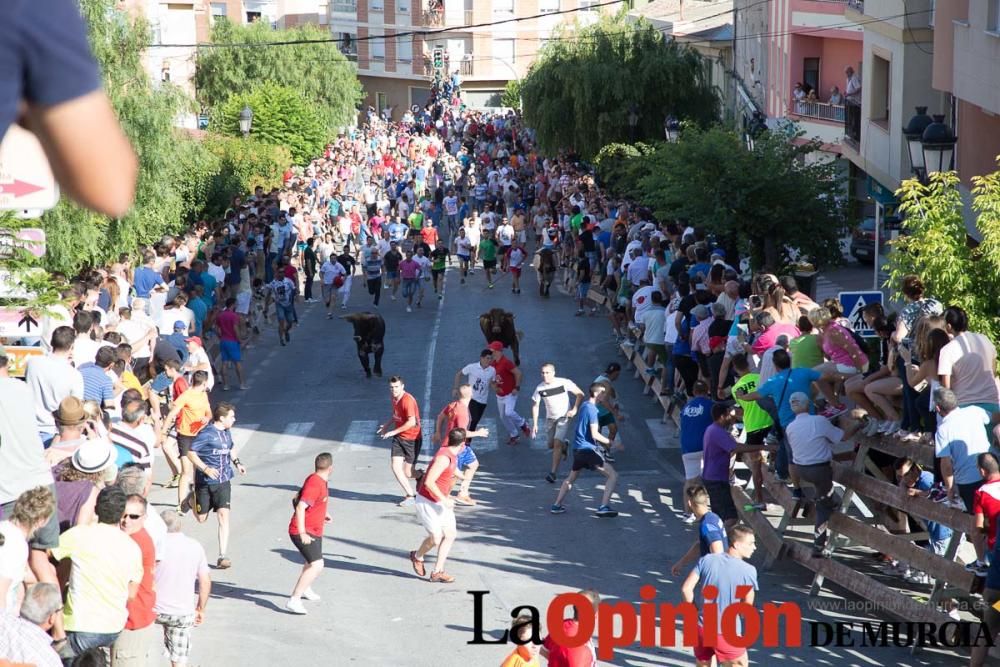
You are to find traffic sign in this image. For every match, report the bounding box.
[0,308,43,339]
[839,291,883,336]
[0,125,60,217]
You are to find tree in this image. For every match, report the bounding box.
[209,84,328,165]
[201,137,292,218]
[520,12,719,159]
[597,127,848,270]
[501,79,522,110]
[195,21,363,132]
[886,166,1000,343]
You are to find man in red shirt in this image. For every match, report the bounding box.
[215,297,247,391]
[378,376,423,506]
[409,428,466,583]
[286,452,333,615]
[541,589,600,667]
[111,494,158,665]
[974,453,1000,559]
[433,385,489,505]
[490,341,530,445]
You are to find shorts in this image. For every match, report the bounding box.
[598,410,616,428]
[402,279,419,298]
[483,259,497,270]
[290,532,324,564]
[457,253,470,263]
[704,479,738,523]
[321,283,336,300]
[682,452,704,481]
[194,481,232,514]
[432,268,445,278]
[235,292,251,315]
[746,428,768,446]
[646,343,667,364]
[510,267,522,277]
[415,494,457,536]
[275,303,295,322]
[546,416,570,444]
[0,483,59,549]
[456,445,478,470]
[576,282,591,299]
[835,363,864,375]
[386,270,399,280]
[156,613,195,664]
[177,433,196,456]
[693,625,747,663]
[572,448,606,472]
[220,340,241,362]
[391,434,422,464]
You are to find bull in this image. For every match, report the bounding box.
[537,248,557,297]
[480,308,523,366]
[341,312,385,378]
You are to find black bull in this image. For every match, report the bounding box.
[480,309,522,366]
[537,248,557,297]
[342,312,385,377]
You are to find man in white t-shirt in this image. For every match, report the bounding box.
[631,278,656,325]
[319,257,346,317]
[453,350,497,432]
[530,364,585,484]
[413,247,432,308]
[496,219,515,271]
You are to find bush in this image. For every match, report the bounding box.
[201,137,292,218]
[209,84,330,165]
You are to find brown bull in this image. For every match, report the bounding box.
[479,308,523,366]
[537,248,557,297]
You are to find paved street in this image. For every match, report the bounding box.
[145,258,960,667]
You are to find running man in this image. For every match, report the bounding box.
[454,349,497,431]
[594,362,625,461]
[479,229,498,289]
[530,364,585,484]
[160,370,211,514]
[508,240,526,295]
[186,402,247,569]
[399,250,420,313]
[433,385,489,505]
[430,243,448,298]
[265,270,296,346]
[319,254,346,318]
[377,376,423,506]
[285,452,333,615]
[551,383,621,518]
[215,297,247,391]
[490,341,530,445]
[455,227,473,284]
[408,428,466,584]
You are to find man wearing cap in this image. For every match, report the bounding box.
[490,342,529,445]
[784,392,863,557]
[182,336,214,392]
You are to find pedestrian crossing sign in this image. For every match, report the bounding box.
[838,291,883,336]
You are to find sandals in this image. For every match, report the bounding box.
[409,550,426,577]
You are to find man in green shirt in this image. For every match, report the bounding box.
[407,210,424,231]
[479,231,498,289]
[430,246,448,298]
[730,353,771,509]
[569,205,584,235]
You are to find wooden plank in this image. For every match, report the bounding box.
[856,433,935,468]
[832,463,977,534]
[733,485,785,560]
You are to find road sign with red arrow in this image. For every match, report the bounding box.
[0,125,60,216]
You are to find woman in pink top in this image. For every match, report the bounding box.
[809,307,869,414]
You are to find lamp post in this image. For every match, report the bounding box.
[902,106,933,183]
[921,114,958,178]
[744,110,766,151]
[627,104,639,143]
[239,105,254,138]
[664,114,680,143]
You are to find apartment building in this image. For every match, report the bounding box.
[733,0,770,122]
[329,0,602,117]
[931,0,1000,234]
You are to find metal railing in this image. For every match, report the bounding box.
[847,0,864,12]
[423,8,443,25]
[844,101,862,146]
[460,58,473,75]
[791,98,846,122]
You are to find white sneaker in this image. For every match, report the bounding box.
[301,588,321,601]
[863,418,881,437]
[285,598,308,615]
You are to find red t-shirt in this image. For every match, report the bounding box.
[171,376,189,401]
[421,226,439,247]
[288,473,329,537]
[125,528,157,630]
[393,392,422,440]
[543,619,597,667]
[492,355,518,397]
[417,446,459,502]
[439,401,470,446]
[217,309,240,342]
[974,478,1000,549]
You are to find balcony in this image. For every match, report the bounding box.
[844,101,861,147]
[791,97,846,123]
[846,0,863,12]
[331,0,356,12]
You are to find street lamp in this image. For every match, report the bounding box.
[239,105,254,137]
[921,114,957,178]
[627,104,639,143]
[664,114,680,143]
[902,106,933,181]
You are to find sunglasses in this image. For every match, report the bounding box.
[123,513,145,520]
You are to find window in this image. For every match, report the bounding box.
[371,0,383,11]
[318,2,328,23]
[376,92,388,114]
[493,0,514,17]
[803,58,819,95]
[210,2,227,22]
[332,0,357,12]
[246,10,261,22]
[398,0,409,12]
[990,0,1000,32]
[339,32,357,57]
[870,55,890,124]
[397,35,412,62]
[539,0,559,13]
[493,37,515,68]
[579,0,598,11]
[371,29,385,60]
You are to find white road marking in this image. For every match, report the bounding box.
[337,419,382,452]
[646,418,678,449]
[230,423,259,457]
[270,421,314,455]
[421,277,445,423]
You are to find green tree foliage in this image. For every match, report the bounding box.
[210,84,327,165]
[195,21,363,132]
[596,127,847,270]
[887,166,1000,343]
[201,137,292,218]
[501,79,522,110]
[593,141,656,196]
[520,13,719,159]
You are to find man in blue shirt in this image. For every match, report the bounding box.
[133,252,165,299]
[186,402,246,569]
[679,381,714,522]
[551,383,620,517]
[672,485,727,576]
[78,346,116,411]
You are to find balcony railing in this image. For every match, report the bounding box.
[460,58,473,75]
[844,101,861,146]
[847,0,864,12]
[791,98,846,122]
[331,0,356,12]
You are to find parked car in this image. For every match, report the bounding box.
[850,217,891,263]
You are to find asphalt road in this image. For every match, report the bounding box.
[145,258,962,666]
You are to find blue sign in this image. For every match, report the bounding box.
[839,291,883,336]
[866,176,898,207]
